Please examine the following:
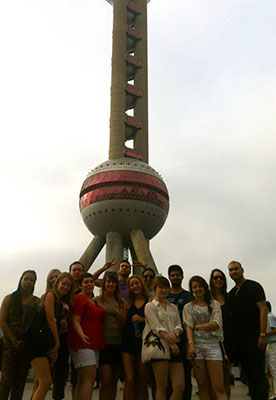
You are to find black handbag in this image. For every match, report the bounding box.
[220,341,231,372]
[29,307,55,348]
[22,297,55,350]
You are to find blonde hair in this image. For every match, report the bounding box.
[46,269,61,292]
[127,275,149,304]
[51,272,74,306]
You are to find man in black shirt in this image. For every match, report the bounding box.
[228,260,269,400]
[167,265,192,400]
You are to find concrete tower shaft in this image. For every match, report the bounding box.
[108,0,149,162]
[79,0,169,273]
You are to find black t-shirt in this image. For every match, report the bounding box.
[167,289,191,323]
[229,279,266,338]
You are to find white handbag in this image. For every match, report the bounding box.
[141,319,170,364]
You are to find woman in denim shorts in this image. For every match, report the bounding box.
[183,276,228,400]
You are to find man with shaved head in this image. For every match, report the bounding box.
[228,260,269,400]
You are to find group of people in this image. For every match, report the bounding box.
[0,259,272,400]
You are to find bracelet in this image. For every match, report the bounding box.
[260,333,266,337]
[188,340,193,345]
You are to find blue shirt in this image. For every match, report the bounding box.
[267,312,276,343]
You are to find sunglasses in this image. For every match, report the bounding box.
[212,276,224,281]
[143,275,154,280]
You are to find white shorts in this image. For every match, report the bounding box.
[70,348,99,369]
[188,342,223,361]
[266,342,276,378]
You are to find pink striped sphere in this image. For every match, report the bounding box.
[80,158,169,240]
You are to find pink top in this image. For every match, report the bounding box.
[67,294,105,351]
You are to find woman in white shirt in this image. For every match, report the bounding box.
[145,276,184,400]
[183,275,227,400]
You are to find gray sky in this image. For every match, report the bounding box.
[1,0,276,305]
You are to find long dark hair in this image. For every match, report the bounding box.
[127,275,149,304]
[189,275,213,314]
[10,270,37,308]
[209,268,228,300]
[100,271,122,305]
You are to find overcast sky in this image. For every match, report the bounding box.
[0,0,275,305]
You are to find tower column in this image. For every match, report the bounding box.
[134,0,148,162]
[79,235,106,272]
[106,231,124,270]
[130,229,157,272]
[109,0,127,159]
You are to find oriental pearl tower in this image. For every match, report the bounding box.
[79,0,169,272]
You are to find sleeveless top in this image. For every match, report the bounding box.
[6,295,38,341]
[24,292,62,346]
[122,301,146,355]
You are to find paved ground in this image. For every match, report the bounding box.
[23,378,249,399]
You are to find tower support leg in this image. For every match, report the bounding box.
[79,235,105,272]
[130,229,157,273]
[129,244,140,276]
[106,231,124,271]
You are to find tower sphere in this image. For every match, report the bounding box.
[80,158,169,242]
[78,0,168,271]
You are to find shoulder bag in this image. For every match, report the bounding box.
[141,318,170,364]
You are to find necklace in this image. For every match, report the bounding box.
[235,279,246,296]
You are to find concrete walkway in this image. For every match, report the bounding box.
[23,378,249,399]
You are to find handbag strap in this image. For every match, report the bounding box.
[219,341,228,360]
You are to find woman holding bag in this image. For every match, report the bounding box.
[144,276,184,400]
[26,272,74,400]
